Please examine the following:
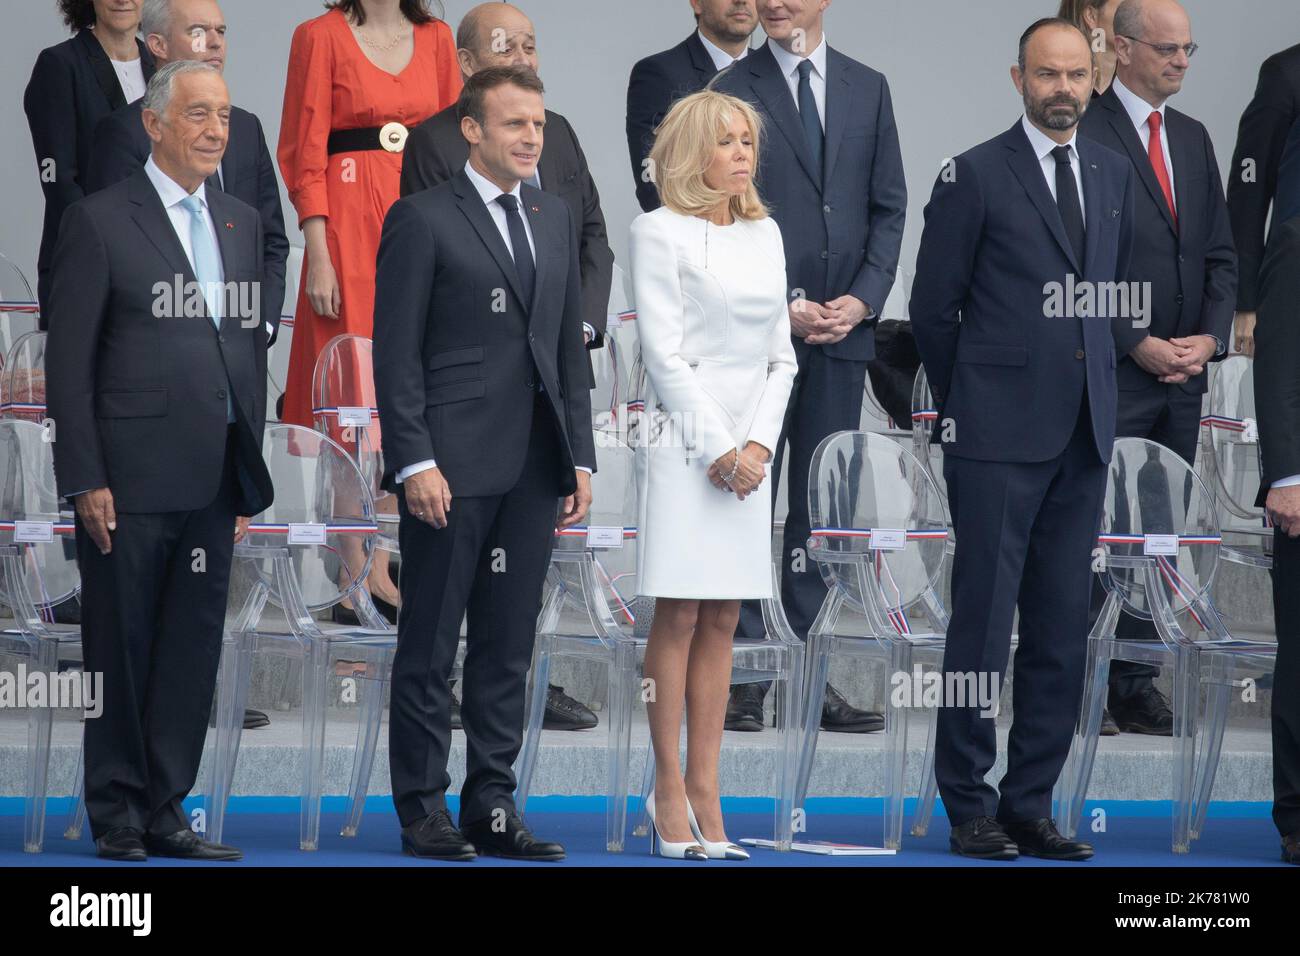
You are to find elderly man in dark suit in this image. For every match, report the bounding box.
[375,66,594,861]
[1229,42,1300,357]
[399,1,611,732]
[83,0,289,346]
[714,0,906,734]
[1078,0,1237,737]
[911,18,1136,860]
[46,60,274,862]
[1253,215,1300,866]
[625,0,758,212]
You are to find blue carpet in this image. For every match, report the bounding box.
[0,798,1290,867]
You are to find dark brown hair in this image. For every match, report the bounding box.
[325,0,443,26]
[456,65,544,126]
[1057,0,1109,29]
[58,0,96,31]
[1019,16,1091,71]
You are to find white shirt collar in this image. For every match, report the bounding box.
[767,35,827,81]
[463,159,522,207]
[144,154,207,210]
[697,29,747,71]
[1020,115,1079,163]
[1111,74,1167,130]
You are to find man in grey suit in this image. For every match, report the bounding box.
[714,0,907,733]
[46,60,273,861]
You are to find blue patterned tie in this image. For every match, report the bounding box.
[179,194,234,422]
[797,59,824,186]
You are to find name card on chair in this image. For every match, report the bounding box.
[586,526,625,549]
[1143,534,1179,556]
[337,407,371,427]
[13,521,53,543]
[869,529,907,551]
[288,523,328,545]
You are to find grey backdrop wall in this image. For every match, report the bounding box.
[2,0,1296,316]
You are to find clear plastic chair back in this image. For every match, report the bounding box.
[0,254,40,365]
[0,420,78,608]
[2,332,48,424]
[1202,355,1264,524]
[909,365,947,504]
[806,430,948,617]
[1100,437,1219,621]
[242,424,377,613]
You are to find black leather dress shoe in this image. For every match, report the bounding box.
[53,594,82,624]
[96,827,146,861]
[1282,832,1300,865]
[244,709,270,730]
[1001,818,1094,861]
[1100,708,1119,736]
[462,811,565,861]
[725,683,766,731]
[144,829,242,861]
[821,683,885,733]
[451,695,463,730]
[544,684,598,730]
[1109,684,1173,735]
[949,816,1019,860]
[401,809,476,861]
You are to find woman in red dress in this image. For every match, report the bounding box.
[279,0,461,620]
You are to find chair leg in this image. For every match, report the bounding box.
[63,731,87,840]
[771,641,803,851]
[1059,637,1113,839]
[23,640,59,853]
[1171,650,1198,854]
[341,648,390,838]
[1190,658,1231,842]
[632,743,655,838]
[299,641,330,852]
[794,630,833,812]
[605,641,636,853]
[883,641,913,850]
[911,702,940,838]
[514,636,553,814]
[205,636,252,845]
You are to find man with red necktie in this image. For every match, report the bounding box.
[1079,0,1236,735]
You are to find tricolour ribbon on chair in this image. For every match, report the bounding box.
[554,526,639,624]
[0,403,47,415]
[809,527,949,636]
[0,301,40,314]
[1096,533,1222,630]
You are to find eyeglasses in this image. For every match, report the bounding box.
[1119,36,1199,60]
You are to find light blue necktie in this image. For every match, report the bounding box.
[179,194,235,422]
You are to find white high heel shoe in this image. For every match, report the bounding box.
[686,799,750,860]
[646,793,708,861]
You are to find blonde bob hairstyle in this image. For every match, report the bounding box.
[649,90,769,222]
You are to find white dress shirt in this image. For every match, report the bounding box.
[397,161,590,484]
[145,156,224,282]
[1111,75,1175,210]
[768,36,827,131]
[111,57,146,103]
[698,30,749,71]
[1020,115,1087,229]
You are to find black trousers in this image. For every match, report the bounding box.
[389,397,562,828]
[1272,528,1300,837]
[76,427,238,840]
[1098,384,1202,696]
[936,396,1107,825]
[736,340,869,651]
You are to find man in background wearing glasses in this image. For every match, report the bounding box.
[1079,0,1236,737]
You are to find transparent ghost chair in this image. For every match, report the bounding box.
[0,420,85,851]
[795,430,952,850]
[1057,437,1275,853]
[1199,355,1272,571]
[2,332,49,424]
[909,367,951,535]
[206,424,394,850]
[0,254,41,364]
[523,424,804,852]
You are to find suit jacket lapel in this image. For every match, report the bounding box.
[1168,111,1195,242]
[748,46,822,190]
[685,31,718,82]
[1005,123,1083,273]
[127,170,197,287]
[452,171,527,311]
[522,189,551,324]
[78,29,128,111]
[1101,89,1177,236]
[1078,142,1104,274]
[822,50,851,185]
[209,190,245,332]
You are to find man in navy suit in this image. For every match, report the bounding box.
[911,18,1136,860]
[626,0,758,212]
[1078,0,1236,736]
[83,0,288,346]
[716,0,906,734]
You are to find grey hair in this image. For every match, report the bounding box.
[1112,0,1146,42]
[142,59,220,114]
[140,0,174,40]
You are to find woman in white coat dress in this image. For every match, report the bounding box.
[629,90,797,860]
